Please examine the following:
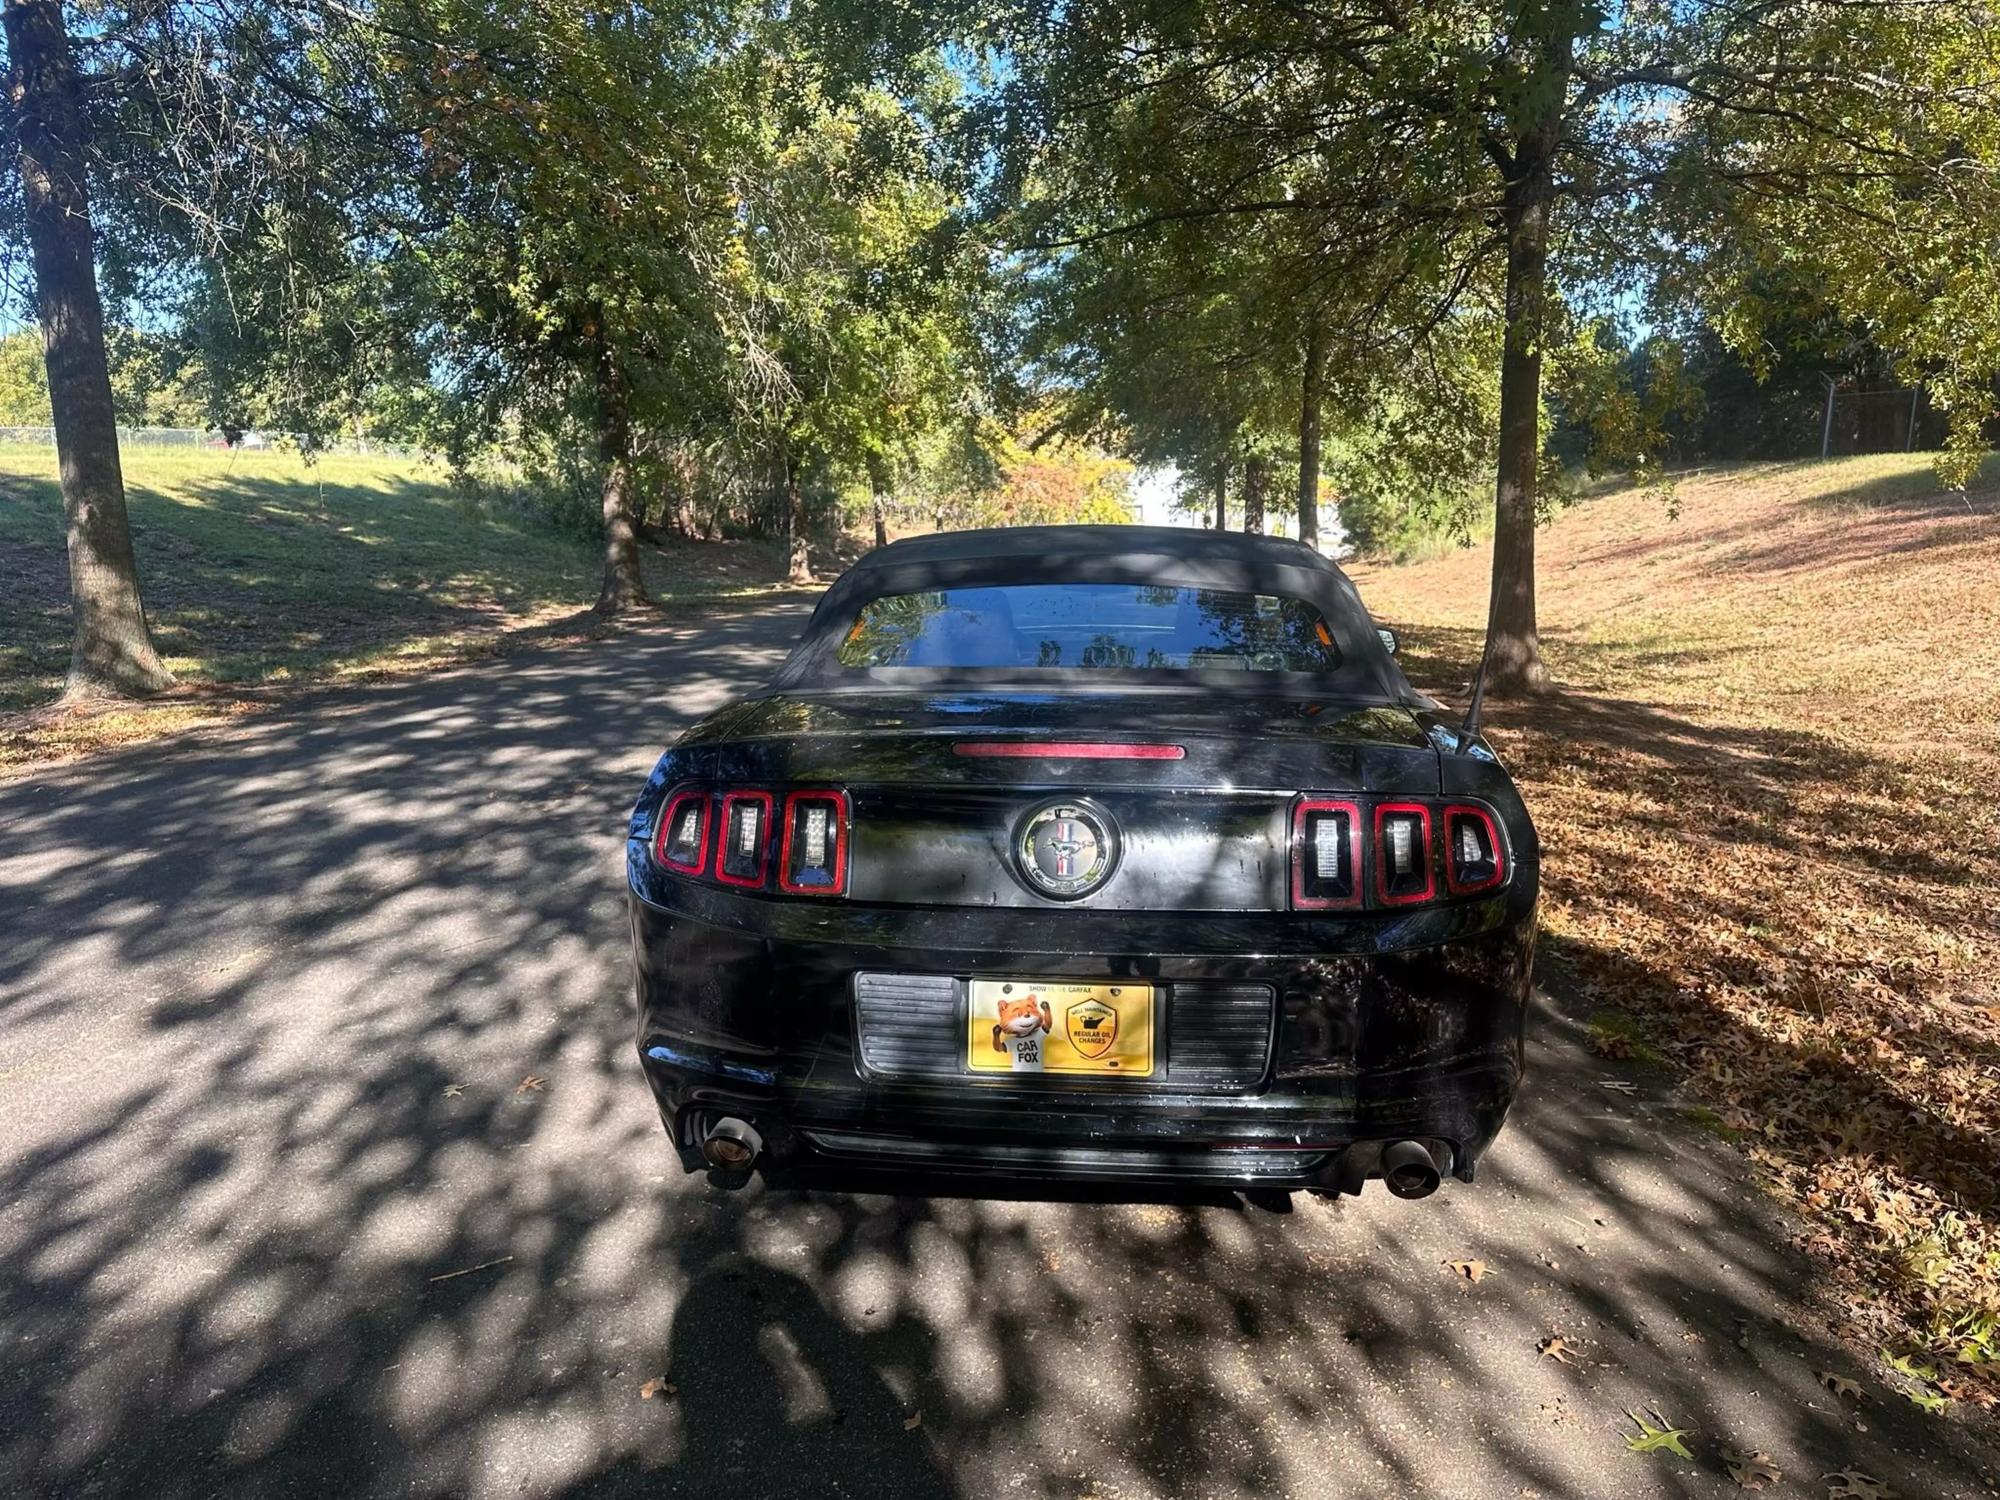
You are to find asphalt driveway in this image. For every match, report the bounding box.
[1,601,1995,1499]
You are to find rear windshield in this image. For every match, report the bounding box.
[835,583,1341,673]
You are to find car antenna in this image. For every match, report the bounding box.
[1457,626,1494,755]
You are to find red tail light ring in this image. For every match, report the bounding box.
[1372,802,1436,907]
[778,789,850,896]
[655,788,710,876]
[1442,804,1507,895]
[1291,798,1362,909]
[714,790,775,888]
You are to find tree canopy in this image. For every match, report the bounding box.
[3,0,1997,697]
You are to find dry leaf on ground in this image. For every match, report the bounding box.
[1723,1449,1781,1490]
[1823,1471,1897,1500]
[1445,1259,1489,1283]
[639,1376,676,1400]
[1352,461,2000,1367]
[1938,1372,2000,1409]
[1537,1335,1579,1365]
[515,1075,546,1094]
[903,1411,922,1431]
[1815,1370,1862,1401]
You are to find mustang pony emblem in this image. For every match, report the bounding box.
[1045,821,1088,877]
[1015,800,1119,899]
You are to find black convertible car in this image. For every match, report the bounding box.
[625,525,1538,1197]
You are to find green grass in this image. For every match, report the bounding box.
[1587,1008,1668,1068]
[0,443,794,714]
[1679,1105,1747,1144]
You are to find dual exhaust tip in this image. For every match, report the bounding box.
[1379,1139,1443,1200]
[701,1116,763,1171]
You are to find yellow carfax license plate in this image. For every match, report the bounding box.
[967,979,1155,1077]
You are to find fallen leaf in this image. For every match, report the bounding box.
[1723,1449,1781,1490]
[1815,1370,1863,1401]
[1823,1471,1897,1500]
[639,1376,677,1400]
[1446,1259,1489,1283]
[903,1411,922,1431]
[1624,1407,1694,1461]
[516,1075,546,1094]
[1901,1387,1946,1413]
[1939,1374,2000,1409]
[442,1083,466,1098]
[1538,1334,1579,1365]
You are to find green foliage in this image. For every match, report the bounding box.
[1645,2,2000,487]
[11,0,1994,576]
[0,328,218,429]
[991,0,2000,557]
[1325,319,1504,558]
[0,331,49,424]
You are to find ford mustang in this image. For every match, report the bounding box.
[625,525,1538,1197]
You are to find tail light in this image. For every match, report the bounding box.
[1292,799,1361,908]
[655,788,710,875]
[779,790,849,895]
[1443,804,1505,895]
[1373,803,1435,906]
[1289,796,1508,910]
[715,791,774,887]
[651,784,849,897]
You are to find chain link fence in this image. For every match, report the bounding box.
[0,425,421,457]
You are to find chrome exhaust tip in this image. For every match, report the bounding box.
[701,1116,764,1171]
[1380,1139,1442,1200]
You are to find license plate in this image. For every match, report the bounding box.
[967,979,1155,1077]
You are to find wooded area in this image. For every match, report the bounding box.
[3,0,1998,700]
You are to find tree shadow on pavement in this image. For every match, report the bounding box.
[0,600,1996,1499]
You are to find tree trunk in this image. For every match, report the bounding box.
[1243,455,1267,536]
[5,0,173,700]
[592,336,647,613]
[1212,461,1227,530]
[1297,315,1325,551]
[867,455,889,549]
[785,455,811,583]
[1482,41,1571,696]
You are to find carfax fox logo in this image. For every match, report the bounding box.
[992,991,1051,1070]
[1065,999,1118,1059]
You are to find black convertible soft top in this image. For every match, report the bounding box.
[772,524,1425,704]
[850,523,1334,571]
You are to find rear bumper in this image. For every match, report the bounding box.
[628,865,1536,1192]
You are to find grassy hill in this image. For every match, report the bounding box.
[0,443,802,759]
[1353,451,2000,1397]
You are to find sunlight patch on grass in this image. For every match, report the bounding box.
[0,441,812,750]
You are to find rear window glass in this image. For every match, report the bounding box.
[835,583,1340,673]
